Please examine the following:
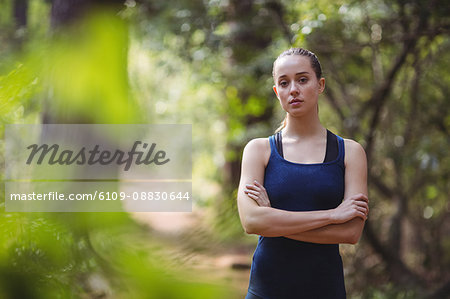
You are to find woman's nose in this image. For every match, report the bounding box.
[290,81,300,95]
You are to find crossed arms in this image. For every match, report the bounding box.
[236,138,369,244]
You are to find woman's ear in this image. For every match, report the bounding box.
[273,85,279,98]
[318,78,325,94]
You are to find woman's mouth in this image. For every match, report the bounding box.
[289,98,303,104]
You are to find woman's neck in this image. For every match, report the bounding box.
[283,112,325,140]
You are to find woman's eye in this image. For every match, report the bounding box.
[280,81,288,87]
[299,77,308,83]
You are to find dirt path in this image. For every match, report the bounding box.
[131,210,253,298]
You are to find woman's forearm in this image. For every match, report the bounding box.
[284,218,365,244]
[242,193,368,237]
[242,178,368,238]
[244,206,335,237]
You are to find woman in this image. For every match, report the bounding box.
[237,48,369,299]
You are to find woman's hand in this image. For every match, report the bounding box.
[330,193,369,223]
[244,180,271,207]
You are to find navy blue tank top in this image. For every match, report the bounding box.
[247,132,346,299]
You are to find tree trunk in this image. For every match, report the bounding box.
[13,0,28,28]
[43,0,126,124]
[50,0,124,28]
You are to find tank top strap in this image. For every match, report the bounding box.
[336,134,345,168]
[268,134,277,155]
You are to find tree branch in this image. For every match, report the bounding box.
[363,35,419,161]
[324,85,346,122]
[266,1,294,44]
[364,221,425,287]
[369,173,395,199]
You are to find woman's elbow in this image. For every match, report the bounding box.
[241,211,270,235]
[244,225,256,235]
[239,207,280,236]
[240,217,253,234]
[242,215,260,235]
[346,233,360,244]
[346,226,363,244]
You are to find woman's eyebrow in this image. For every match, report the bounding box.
[278,72,310,79]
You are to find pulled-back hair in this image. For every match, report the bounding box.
[273,48,322,80]
[273,48,323,132]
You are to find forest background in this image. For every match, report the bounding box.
[0,0,449,298]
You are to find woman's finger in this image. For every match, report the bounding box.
[356,211,367,220]
[346,193,368,203]
[246,184,261,191]
[245,181,271,207]
[247,193,260,201]
[245,189,260,196]
[353,199,368,207]
[254,180,266,190]
[355,202,367,211]
[247,193,269,207]
[245,187,261,195]
[357,206,369,218]
[356,206,367,214]
[354,193,368,202]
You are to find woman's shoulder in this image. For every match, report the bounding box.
[343,138,366,153]
[342,138,367,166]
[244,137,271,156]
[245,137,270,148]
[243,137,271,167]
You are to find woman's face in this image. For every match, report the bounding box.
[273,55,325,117]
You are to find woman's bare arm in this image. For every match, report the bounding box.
[237,138,368,237]
[284,218,364,244]
[283,139,368,244]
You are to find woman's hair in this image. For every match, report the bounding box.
[273,48,322,132]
